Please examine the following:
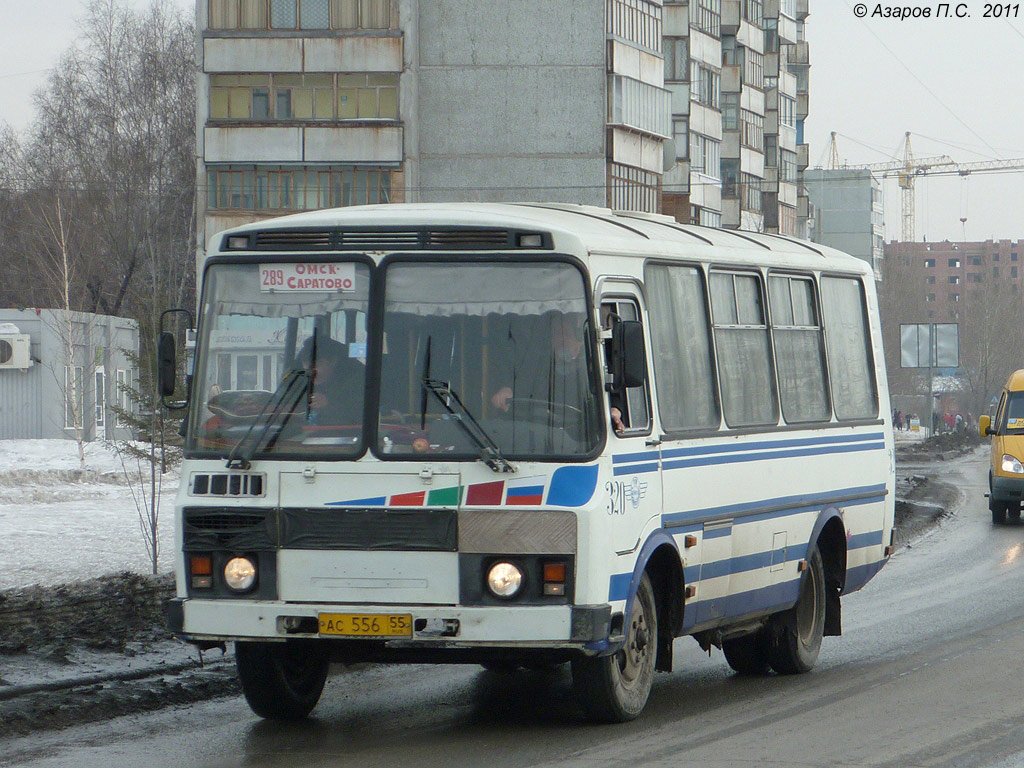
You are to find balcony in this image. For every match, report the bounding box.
[790,40,810,65]
[796,92,809,120]
[796,0,809,19]
[797,142,809,170]
[608,74,672,139]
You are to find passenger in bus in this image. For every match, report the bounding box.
[297,336,365,425]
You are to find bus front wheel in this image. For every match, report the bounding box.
[236,640,330,720]
[768,544,825,675]
[992,499,1009,525]
[572,572,657,723]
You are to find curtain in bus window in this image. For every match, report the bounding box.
[711,272,777,427]
[820,276,877,420]
[645,264,717,430]
[770,276,829,423]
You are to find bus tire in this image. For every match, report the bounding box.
[992,499,1009,525]
[1009,502,1021,522]
[235,640,330,720]
[572,572,657,723]
[768,545,825,675]
[722,629,772,675]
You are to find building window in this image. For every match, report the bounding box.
[926,293,935,302]
[994,266,1000,277]
[608,162,660,212]
[689,133,721,179]
[924,258,935,267]
[926,276,936,284]
[744,0,763,24]
[948,276,960,284]
[210,73,399,121]
[690,62,721,109]
[743,48,764,89]
[722,92,739,130]
[740,172,762,212]
[740,109,763,149]
[664,36,688,81]
[693,0,721,37]
[607,0,663,51]
[764,134,777,167]
[948,258,961,268]
[94,369,106,431]
[1013,252,1019,261]
[1014,266,1019,278]
[207,165,402,211]
[115,369,131,427]
[209,0,392,29]
[779,149,797,183]
[951,294,960,302]
[673,118,688,160]
[778,95,796,127]
[968,273,981,282]
[971,256,982,265]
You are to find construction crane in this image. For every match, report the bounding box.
[826,132,1024,241]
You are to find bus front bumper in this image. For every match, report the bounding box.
[167,598,612,649]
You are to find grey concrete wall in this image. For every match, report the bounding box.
[414,0,608,204]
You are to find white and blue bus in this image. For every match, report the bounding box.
[162,203,894,723]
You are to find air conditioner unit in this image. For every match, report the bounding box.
[0,334,32,369]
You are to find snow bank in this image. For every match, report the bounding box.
[0,439,179,589]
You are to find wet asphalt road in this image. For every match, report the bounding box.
[8,446,1024,768]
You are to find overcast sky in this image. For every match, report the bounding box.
[1,0,1022,244]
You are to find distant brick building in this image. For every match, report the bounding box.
[884,239,1024,321]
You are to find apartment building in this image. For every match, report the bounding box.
[884,239,1024,320]
[196,0,672,265]
[805,167,884,276]
[660,0,809,236]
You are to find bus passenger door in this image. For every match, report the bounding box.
[600,292,662,575]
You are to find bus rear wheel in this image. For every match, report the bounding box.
[572,572,657,723]
[722,629,772,675]
[236,640,330,720]
[768,545,826,675]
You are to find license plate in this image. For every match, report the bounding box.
[318,612,413,638]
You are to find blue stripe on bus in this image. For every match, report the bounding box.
[681,581,801,631]
[612,450,660,464]
[847,530,885,550]
[611,436,886,477]
[703,526,733,539]
[506,485,544,498]
[844,559,887,594]
[615,528,885,604]
[662,483,887,528]
[660,432,885,460]
[661,441,885,471]
[612,462,660,477]
[608,572,633,602]
[327,496,387,506]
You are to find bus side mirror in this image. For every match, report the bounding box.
[158,307,194,411]
[980,414,993,436]
[611,320,647,390]
[157,332,176,397]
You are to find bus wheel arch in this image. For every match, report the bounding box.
[645,542,684,673]
[810,511,847,637]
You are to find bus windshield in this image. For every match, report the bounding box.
[378,260,601,459]
[187,261,371,458]
[186,258,602,461]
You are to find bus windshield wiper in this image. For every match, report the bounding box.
[226,368,311,469]
[421,377,515,474]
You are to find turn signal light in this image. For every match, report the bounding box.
[542,561,566,596]
[190,555,213,589]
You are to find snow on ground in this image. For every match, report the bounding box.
[0,440,178,589]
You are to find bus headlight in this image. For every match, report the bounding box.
[1003,454,1024,474]
[224,556,257,592]
[486,561,524,598]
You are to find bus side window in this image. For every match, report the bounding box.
[601,300,651,434]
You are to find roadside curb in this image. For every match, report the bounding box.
[0,655,233,702]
